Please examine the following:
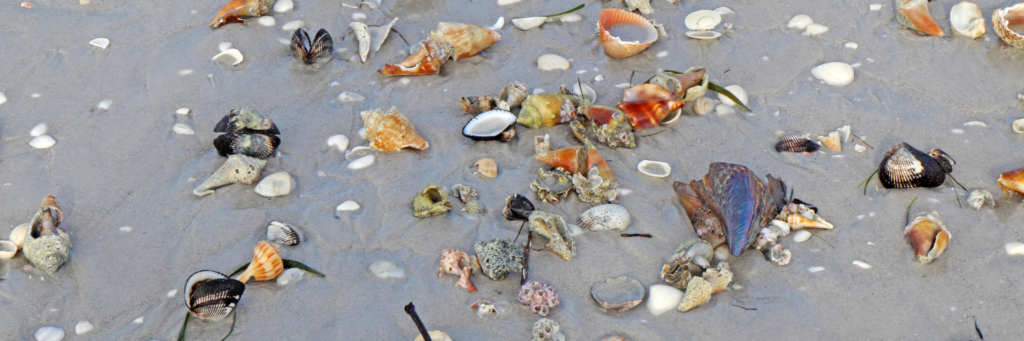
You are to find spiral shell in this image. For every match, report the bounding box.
[361,107,429,152]
[692,97,716,115]
[193,155,267,197]
[237,241,283,283]
[993,4,1024,48]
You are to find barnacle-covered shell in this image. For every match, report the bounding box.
[215,108,279,134]
[573,141,620,205]
[473,238,524,280]
[361,106,429,152]
[213,133,281,159]
[775,133,820,153]
[530,168,574,204]
[23,195,71,273]
[519,281,560,316]
[412,184,453,217]
[237,241,284,283]
[677,276,712,312]
[570,104,635,149]
[878,142,952,189]
[532,318,565,341]
[517,94,579,129]
[460,96,500,115]
[528,211,576,261]
[577,204,631,231]
[267,221,302,246]
[451,184,484,213]
[184,270,245,322]
[671,238,714,270]
[193,155,267,197]
[776,203,834,230]
[590,275,645,313]
[994,4,1024,48]
[598,9,658,58]
[534,135,586,175]
[896,0,944,36]
[905,211,950,264]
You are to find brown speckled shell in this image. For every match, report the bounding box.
[993,4,1024,48]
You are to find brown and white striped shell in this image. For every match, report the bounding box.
[184,270,245,322]
[877,142,953,189]
[775,133,820,153]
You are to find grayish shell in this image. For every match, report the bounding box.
[531,318,565,341]
[193,155,267,197]
[576,204,631,231]
[590,275,646,313]
[267,221,302,245]
[23,228,71,273]
[673,238,714,269]
[474,238,524,280]
[967,189,995,210]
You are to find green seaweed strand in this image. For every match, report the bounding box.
[905,197,918,227]
[177,313,190,341]
[512,4,584,20]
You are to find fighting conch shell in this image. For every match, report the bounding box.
[237,241,284,283]
[379,22,502,76]
[193,155,267,197]
[361,107,429,152]
[210,0,275,28]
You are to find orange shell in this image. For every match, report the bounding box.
[586,145,615,181]
[238,241,283,283]
[361,107,429,152]
[210,0,262,28]
[598,9,658,58]
[622,84,674,102]
[997,167,1024,196]
[379,40,448,76]
[904,214,950,264]
[618,99,684,130]
[898,0,944,37]
[535,146,586,175]
[431,22,502,61]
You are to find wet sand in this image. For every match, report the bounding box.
[1,0,1023,339]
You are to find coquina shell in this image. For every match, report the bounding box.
[576,204,631,231]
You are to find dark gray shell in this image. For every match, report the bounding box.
[184,270,245,322]
[290,28,334,68]
[213,133,280,159]
[878,142,949,189]
[502,194,535,221]
[775,133,820,153]
[214,108,279,134]
[474,238,524,281]
[267,221,302,246]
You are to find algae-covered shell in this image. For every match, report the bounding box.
[412,184,453,217]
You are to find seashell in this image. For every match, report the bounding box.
[327,134,349,151]
[625,0,653,15]
[281,20,302,32]
[570,104,636,148]
[896,0,944,37]
[677,276,713,312]
[646,284,684,316]
[572,140,620,205]
[215,108,279,134]
[30,123,47,137]
[716,85,748,106]
[577,204,631,231]
[702,262,733,294]
[369,260,404,279]
[670,238,714,272]
[438,249,476,292]
[212,48,244,66]
[517,94,580,129]
[618,99,684,130]
[368,17,399,55]
[10,223,29,249]
[775,133,820,153]
[792,230,812,242]
[967,189,995,210]
[817,131,842,152]
[877,142,953,189]
[276,267,303,285]
[210,0,274,27]
[336,200,361,212]
[559,13,582,23]
[361,107,429,152]
[459,96,500,115]
[788,14,813,30]
[474,158,498,178]
[490,17,505,30]
[904,211,951,264]
[97,99,112,110]
[537,54,570,71]
[193,154,267,196]
[569,82,597,103]
[637,160,671,178]
[173,123,195,135]
[499,82,529,108]
[622,83,674,102]
[502,194,535,221]
[590,275,645,313]
[811,62,855,86]
[451,184,484,213]
[512,17,546,30]
[237,241,284,283]
[463,110,516,141]
[1013,119,1024,133]
[213,133,280,159]
[714,104,734,115]
[254,171,294,197]
[470,300,512,318]
[530,168,574,203]
[993,4,1024,48]
[685,10,722,31]
[836,125,852,142]
[414,331,453,341]
[803,23,829,36]
[531,318,564,341]
[474,238,524,280]
[35,326,64,341]
[998,167,1024,196]
[379,22,501,76]
[1006,242,1024,256]
[290,28,333,67]
[350,22,371,63]
[347,155,375,170]
[685,31,723,40]
[75,321,93,335]
[258,17,275,26]
[30,135,56,149]
[778,203,834,229]
[378,40,447,75]
[0,240,16,259]
[267,221,302,245]
[23,195,70,273]
[272,0,291,12]
[529,211,576,260]
[598,9,658,58]
[89,38,109,49]
[411,184,453,217]
[692,97,716,115]
[519,280,560,316]
[950,2,984,39]
[184,270,245,322]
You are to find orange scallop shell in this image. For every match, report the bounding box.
[598,9,658,58]
[361,107,429,152]
[238,241,283,283]
[430,22,502,61]
[618,99,684,130]
[997,167,1024,196]
[622,84,674,102]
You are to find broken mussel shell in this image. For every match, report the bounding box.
[290,28,333,68]
[503,194,535,220]
[905,211,951,264]
[24,195,71,273]
[775,133,820,153]
[877,142,954,189]
[361,106,429,152]
[462,110,516,141]
[214,108,280,134]
[193,154,267,197]
[598,9,658,58]
[267,221,303,246]
[896,0,944,36]
[412,184,453,217]
[590,275,645,313]
[993,3,1024,48]
[213,133,281,159]
[210,0,275,28]
[184,270,245,322]
[474,238,524,280]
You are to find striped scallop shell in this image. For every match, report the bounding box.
[184,270,245,322]
[774,133,820,153]
[877,142,947,189]
[267,221,302,246]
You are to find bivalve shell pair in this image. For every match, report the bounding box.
[877,142,954,189]
[994,4,1024,48]
[950,2,985,39]
[184,270,246,322]
[904,211,951,264]
[598,9,658,58]
[462,110,516,142]
[290,28,334,67]
[684,10,723,40]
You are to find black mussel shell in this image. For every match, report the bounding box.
[462,110,517,142]
[775,133,820,153]
[213,133,281,159]
[878,142,948,189]
[790,198,818,213]
[502,194,535,221]
[184,270,245,322]
[214,108,280,134]
[290,28,334,68]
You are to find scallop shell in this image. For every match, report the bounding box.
[904,211,951,264]
[577,204,631,231]
[237,241,283,283]
[361,107,429,152]
[598,9,658,58]
[193,154,267,197]
[34,326,64,341]
[267,221,302,246]
[184,270,245,322]
[775,133,820,153]
[950,2,985,39]
[994,4,1024,48]
[637,160,671,178]
[685,10,722,30]
[896,0,944,36]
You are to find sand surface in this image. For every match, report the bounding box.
[1,0,1023,339]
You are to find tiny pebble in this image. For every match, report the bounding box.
[656,51,668,58]
[120,226,132,232]
[327,134,349,151]
[594,75,604,82]
[855,144,866,152]
[808,266,825,273]
[272,0,292,12]
[178,69,193,75]
[869,3,882,11]
[867,242,875,245]
[1006,242,1024,255]
[575,70,586,74]
[399,78,411,85]
[257,16,276,26]
[845,42,858,49]
[731,284,743,290]
[337,200,360,212]
[868,212,875,217]
[793,230,812,243]
[951,128,964,134]
[172,123,195,135]
[75,321,93,335]
[167,290,178,297]
[963,121,987,127]
[176,108,190,115]
[30,123,47,137]
[97,99,112,110]
[852,260,872,269]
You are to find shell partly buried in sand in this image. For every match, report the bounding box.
[237,241,284,283]
[577,204,631,231]
[361,107,429,152]
[193,154,267,197]
[993,4,1024,48]
[598,9,658,58]
[184,270,245,322]
[904,211,951,264]
[254,171,294,197]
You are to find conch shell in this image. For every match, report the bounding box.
[379,22,501,76]
[23,195,71,273]
[517,94,580,129]
[361,107,429,152]
[211,0,275,28]
[237,241,284,283]
[904,211,950,264]
[193,154,266,197]
[896,0,944,36]
[617,99,684,130]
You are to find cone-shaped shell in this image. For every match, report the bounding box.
[430,22,502,61]
[598,9,658,58]
[237,241,284,283]
[993,4,1024,48]
[618,99,684,130]
[361,107,429,152]
[379,40,450,76]
[896,0,944,37]
[904,211,950,264]
[535,146,586,175]
[585,141,615,181]
[877,142,949,189]
[213,133,281,159]
[211,0,274,28]
[184,270,245,322]
[997,166,1024,196]
[193,155,267,197]
[215,108,279,134]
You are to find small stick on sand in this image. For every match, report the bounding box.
[620,233,652,238]
[850,133,873,149]
[404,303,431,341]
[521,231,532,286]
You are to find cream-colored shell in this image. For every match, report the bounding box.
[351,22,371,62]
[193,155,267,197]
[993,4,1024,48]
[0,240,16,259]
[685,10,721,30]
[950,2,985,39]
[1013,118,1024,133]
[10,223,29,249]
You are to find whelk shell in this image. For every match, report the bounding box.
[950,2,985,39]
[993,4,1024,48]
[598,9,658,58]
[896,0,944,36]
[361,106,428,152]
[210,0,273,28]
[904,211,950,264]
[184,270,245,322]
[237,241,284,283]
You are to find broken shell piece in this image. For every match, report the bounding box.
[1013,119,1024,133]
[490,17,505,30]
[212,48,244,66]
[598,9,658,58]
[702,262,733,294]
[451,184,484,213]
[677,277,712,312]
[817,131,842,152]
[29,135,56,149]
[370,260,404,279]
[369,17,399,55]
[1006,242,1024,256]
[89,38,110,49]
[528,211,576,261]
[788,14,813,30]
[439,249,477,292]
[685,10,722,31]
[470,300,511,318]
[951,2,985,39]
[793,230,812,243]
[273,0,291,12]
[994,4,1024,48]
[646,284,683,316]
[254,171,294,197]
[10,223,29,249]
[380,22,501,76]
[896,0,944,36]
[350,22,371,62]
[625,0,653,15]
[569,83,597,103]
[336,200,360,212]
[590,275,645,313]
[998,167,1024,197]
[537,54,570,71]
[967,189,995,210]
[463,110,517,141]
[837,125,852,142]
[0,240,16,259]
[577,204,631,231]
[474,238,524,280]
[361,107,429,152]
[193,155,267,197]
[512,16,546,30]
[905,211,950,264]
[474,158,498,178]
[237,241,284,283]
[637,160,671,178]
[347,155,375,170]
[267,221,302,246]
[775,133,820,153]
[327,134,349,151]
[811,62,855,86]
[411,184,453,217]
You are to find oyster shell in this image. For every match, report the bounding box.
[473,238,524,280]
[361,106,429,152]
[528,211,576,261]
[530,168,574,204]
[451,184,483,213]
[590,275,645,313]
[411,184,453,217]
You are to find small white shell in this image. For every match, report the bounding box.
[803,24,829,36]
[369,260,405,279]
[717,85,748,106]
[89,38,109,49]
[685,31,722,40]
[357,128,367,139]
[967,189,994,210]
[336,200,361,212]
[273,0,292,12]
[281,20,303,32]
[870,3,882,10]
[1007,242,1024,256]
[807,266,825,273]
[577,204,631,231]
[254,171,294,197]
[276,268,303,285]
[30,134,56,149]
[212,48,243,66]
[512,17,546,30]
[35,326,65,341]
[852,260,873,269]
[646,284,684,316]
[350,22,370,63]
[327,134,349,151]
[497,0,521,5]
[75,321,93,335]
[0,240,16,259]
[218,42,232,52]
[571,83,597,102]
[345,146,372,160]
[713,7,734,15]
[793,230,812,243]
[537,54,570,71]
[0,92,6,105]
[685,10,722,30]
[30,123,47,137]
[559,13,582,23]
[338,91,365,103]
[172,123,194,135]
[97,99,112,110]
[347,155,375,170]
[1013,119,1024,133]
[176,108,190,115]
[257,16,276,26]
[950,1,984,39]
[811,62,855,86]
[693,97,716,115]
[637,160,671,178]
[787,15,813,30]
[10,223,29,249]
[836,125,852,143]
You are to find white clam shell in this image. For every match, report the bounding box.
[950,1,984,39]
[338,91,365,103]
[219,42,232,52]
[1006,242,1024,256]
[808,266,825,273]
[257,16,276,26]
[273,0,292,12]
[30,134,56,149]
[97,99,112,110]
[0,240,16,259]
[10,223,29,249]
[803,24,829,36]
[577,204,631,231]
[172,123,194,135]
[176,108,190,115]
[685,10,722,30]
[212,48,243,66]
[254,171,294,197]
[793,230,812,243]
[537,54,570,71]
[685,31,722,40]
[646,284,684,316]
[787,14,813,30]
[852,260,872,269]
[811,62,855,86]
[276,268,303,285]
[89,38,109,49]
[369,260,405,279]
[714,104,735,115]
[30,123,47,136]
[637,160,671,178]
[327,134,349,151]
[347,155,375,170]
[512,17,546,30]
[75,321,93,335]
[282,20,303,32]
[559,13,582,23]
[35,326,65,341]
[336,200,361,212]
[717,85,748,106]
[1013,118,1024,133]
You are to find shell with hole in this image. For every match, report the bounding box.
[23,195,71,273]
[412,184,453,217]
[637,160,671,178]
[237,241,284,283]
[193,155,267,197]
[361,107,429,152]
[211,0,275,28]
[896,0,944,36]
[993,4,1024,48]
[598,9,658,58]
[950,2,985,38]
[877,143,954,189]
[184,270,245,322]
[904,211,950,264]
[214,108,280,134]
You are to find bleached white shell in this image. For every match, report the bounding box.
[328,134,349,151]
[348,155,375,170]
[172,123,194,135]
[646,284,684,316]
[219,42,232,52]
[10,223,29,249]
[0,92,6,105]
[685,10,722,30]
[787,15,813,30]
[950,1,984,39]
[1006,242,1024,256]
[836,125,851,142]
[497,0,521,5]
[212,49,243,66]
[97,99,112,110]
[637,160,671,178]
[282,20,303,32]
[30,134,56,149]
[338,91,365,103]
[276,268,303,285]
[537,54,570,71]
[577,204,631,231]
[0,240,16,259]
[808,266,825,273]
[351,22,371,63]
[685,31,722,40]
[717,85,748,106]
[89,38,109,49]
[559,13,582,23]
[852,260,872,269]
[512,17,546,30]
[803,24,829,36]
[75,321,93,335]
[254,171,294,197]
[1013,119,1024,133]
[273,0,292,12]
[257,16,276,26]
[693,97,716,115]
[30,123,47,137]
[793,230,812,243]
[176,108,191,115]
[369,260,405,279]
[336,200,360,211]
[811,62,854,86]
[35,326,65,341]
[713,7,735,15]
[490,17,505,30]
[571,83,596,102]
